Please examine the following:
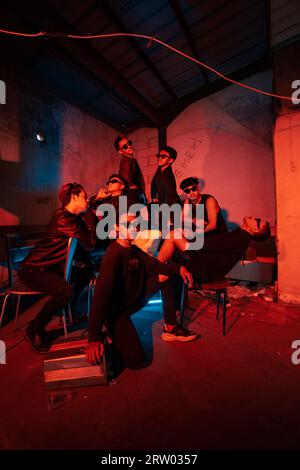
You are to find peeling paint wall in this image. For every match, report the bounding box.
[0,74,117,226]
[167,71,275,230]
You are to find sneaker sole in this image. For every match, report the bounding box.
[161,332,198,342]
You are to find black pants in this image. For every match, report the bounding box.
[19,266,91,330]
[184,228,252,284]
[103,275,180,369]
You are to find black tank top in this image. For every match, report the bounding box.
[192,194,228,236]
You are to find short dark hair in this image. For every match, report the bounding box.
[159,145,177,161]
[114,134,126,151]
[180,177,199,190]
[107,173,127,188]
[59,182,84,206]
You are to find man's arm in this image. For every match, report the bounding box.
[56,211,96,250]
[204,197,219,232]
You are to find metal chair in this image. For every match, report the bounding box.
[179,279,230,335]
[0,237,78,337]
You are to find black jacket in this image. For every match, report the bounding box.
[119,155,145,195]
[151,166,181,205]
[21,208,97,271]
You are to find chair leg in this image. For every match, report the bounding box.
[14,295,21,330]
[0,293,11,328]
[87,282,92,319]
[67,304,73,324]
[222,289,227,336]
[62,309,68,338]
[216,290,220,320]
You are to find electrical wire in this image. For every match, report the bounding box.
[0,28,295,101]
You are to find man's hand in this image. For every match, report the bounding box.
[96,188,110,200]
[179,266,193,287]
[85,341,104,365]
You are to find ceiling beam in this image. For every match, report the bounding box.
[169,0,210,85]
[2,58,120,131]
[1,2,140,122]
[5,0,166,126]
[160,56,272,125]
[73,0,178,101]
[99,0,178,101]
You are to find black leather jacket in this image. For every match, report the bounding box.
[119,155,145,194]
[21,208,97,271]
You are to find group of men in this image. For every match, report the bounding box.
[19,134,270,371]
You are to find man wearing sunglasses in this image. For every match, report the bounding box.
[114,135,147,204]
[151,146,181,206]
[157,175,270,285]
[180,177,227,236]
[19,183,97,353]
[86,212,198,371]
[89,174,127,213]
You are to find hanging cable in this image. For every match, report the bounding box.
[0,28,295,101]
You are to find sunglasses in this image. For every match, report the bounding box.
[183,185,198,194]
[156,153,170,159]
[106,178,122,185]
[121,140,133,150]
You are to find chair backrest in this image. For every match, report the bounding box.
[5,231,45,288]
[7,245,34,288]
[64,237,78,283]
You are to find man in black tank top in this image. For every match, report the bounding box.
[158,176,270,285]
[180,177,227,236]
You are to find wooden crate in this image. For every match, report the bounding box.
[44,338,107,390]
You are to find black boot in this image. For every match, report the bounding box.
[25,323,50,354]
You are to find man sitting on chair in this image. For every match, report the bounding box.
[19,183,97,354]
[157,191,270,286]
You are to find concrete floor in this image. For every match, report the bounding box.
[0,291,300,451]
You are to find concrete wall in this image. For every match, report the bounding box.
[168,71,275,229]
[274,112,300,302]
[0,72,117,226]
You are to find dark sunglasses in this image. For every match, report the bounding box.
[156,153,170,159]
[106,178,122,185]
[121,140,133,150]
[183,185,198,194]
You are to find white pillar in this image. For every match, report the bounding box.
[274,112,300,302]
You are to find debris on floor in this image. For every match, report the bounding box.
[47,391,77,411]
[188,283,300,327]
